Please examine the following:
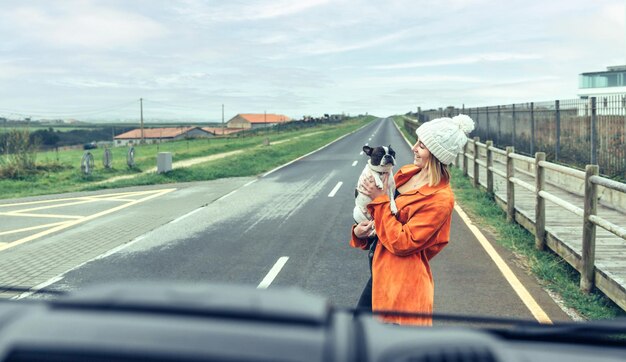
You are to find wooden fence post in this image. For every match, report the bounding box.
[486,140,493,194]
[581,164,599,293]
[473,136,480,188]
[506,146,515,223]
[463,142,468,176]
[535,152,546,250]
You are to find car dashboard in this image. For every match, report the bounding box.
[0,283,623,362]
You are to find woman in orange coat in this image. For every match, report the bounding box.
[351,114,474,325]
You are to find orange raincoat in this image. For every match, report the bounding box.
[350,164,454,325]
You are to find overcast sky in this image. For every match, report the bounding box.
[0,0,624,123]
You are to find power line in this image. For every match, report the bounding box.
[0,100,138,118]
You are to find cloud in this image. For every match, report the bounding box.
[297,27,418,55]
[174,0,332,22]
[370,53,543,69]
[4,1,167,49]
[354,75,485,86]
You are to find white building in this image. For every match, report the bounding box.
[577,65,626,116]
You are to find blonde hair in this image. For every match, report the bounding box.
[424,153,450,187]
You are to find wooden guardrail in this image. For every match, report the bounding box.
[456,137,626,311]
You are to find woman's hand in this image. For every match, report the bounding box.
[354,220,375,239]
[361,174,388,200]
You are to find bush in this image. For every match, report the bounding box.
[0,129,40,179]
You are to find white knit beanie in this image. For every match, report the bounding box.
[415,114,475,165]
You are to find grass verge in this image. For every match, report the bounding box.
[393,115,625,320]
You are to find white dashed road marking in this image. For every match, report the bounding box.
[328,182,343,197]
[257,257,289,289]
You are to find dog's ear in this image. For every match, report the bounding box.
[388,145,395,156]
[363,146,373,155]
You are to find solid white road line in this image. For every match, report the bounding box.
[257,256,289,289]
[328,182,343,197]
[352,161,358,166]
[171,207,204,223]
[454,204,552,324]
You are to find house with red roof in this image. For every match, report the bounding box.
[113,127,214,146]
[226,113,291,130]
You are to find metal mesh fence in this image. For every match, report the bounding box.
[416,95,625,179]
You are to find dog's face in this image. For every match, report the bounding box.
[363,145,396,167]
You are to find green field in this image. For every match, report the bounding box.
[0,116,375,199]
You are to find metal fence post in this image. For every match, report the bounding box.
[497,105,501,146]
[486,140,493,194]
[590,97,598,165]
[534,152,546,250]
[473,136,480,188]
[475,108,480,138]
[486,106,490,141]
[512,104,516,149]
[530,102,535,155]
[581,164,599,293]
[463,142,468,176]
[555,100,561,162]
[506,146,515,223]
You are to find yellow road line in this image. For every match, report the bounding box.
[0,221,70,236]
[5,199,112,214]
[0,196,97,208]
[89,198,137,202]
[0,188,176,253]
[0,190,166,208]
[454,203,552,324]
[87,190,165,198]
[0,212,83,219]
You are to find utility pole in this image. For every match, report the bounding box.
[222,104,224,135]
[264,110,267,133]
[140,98,144,144]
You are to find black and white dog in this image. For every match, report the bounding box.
[353,145,398,236]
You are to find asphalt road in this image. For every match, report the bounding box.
[3,118,571,324]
